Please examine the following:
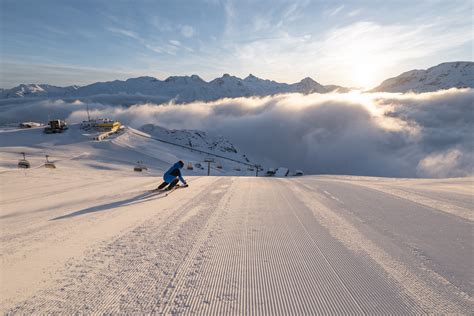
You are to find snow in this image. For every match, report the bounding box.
[0,124,256,176]
[2,62,472,101]
[372,61,474,93]
[0,83,79,98]
[0,127,472,313]
[139,124,244,158]
[3,62,471,102]
[0,74,337,102]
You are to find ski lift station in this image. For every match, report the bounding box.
[81,119,122,141]
[81,118,121,131]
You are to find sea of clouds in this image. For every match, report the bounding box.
[0,88,472,178]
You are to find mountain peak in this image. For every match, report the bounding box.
[244,74,259,81]
[291,77,327,93]
[190,74,205,82]
[126,76,159,83]
[211,73,242,83]
[372,61,474,93]
[300,77,317,84]
[164,75,206,84]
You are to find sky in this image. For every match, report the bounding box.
[0,0,472,89]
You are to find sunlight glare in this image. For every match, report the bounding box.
[332,29,385,89]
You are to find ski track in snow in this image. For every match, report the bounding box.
[290,178,472,313]
[325,177,473,221]
[1,173,472,314]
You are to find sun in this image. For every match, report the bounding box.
[353,62,378,89]
[332,31,384,89]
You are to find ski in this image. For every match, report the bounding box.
[149,184,187,195]
[162,184,188,196]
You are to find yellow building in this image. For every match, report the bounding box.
[82,118,121,131]
[96,120,121,131]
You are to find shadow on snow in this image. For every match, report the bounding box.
[50,191,166,220]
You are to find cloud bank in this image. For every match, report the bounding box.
[0,89,472,178]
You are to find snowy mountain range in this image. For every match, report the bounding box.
[0,74,346,101]
[1,62,472,100]
[1,84,80,98]
[372,62,474,93]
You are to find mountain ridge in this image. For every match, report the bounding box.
[2,61,472,100]
[0,73,341,101]
[371,61,473,93]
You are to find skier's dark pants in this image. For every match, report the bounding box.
[158,178,179,190]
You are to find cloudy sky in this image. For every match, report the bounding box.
[1,0,472,88]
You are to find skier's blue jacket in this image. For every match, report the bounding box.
[163,162,186,184]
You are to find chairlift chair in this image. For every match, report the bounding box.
[44,155,56,169]
[18,152,31,169]
[266,168,276,176]
[294,170,304,176]
[187,162,194,170]
[134,161,148,172]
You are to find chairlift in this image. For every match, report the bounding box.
[266,168,276,176]
[187,162,194,170]
[44,155,56,169]
[18,152,31,169]
[134,161,148,172]
[216,162,222,169]
[234,166,241,171]
[294,170,304,176]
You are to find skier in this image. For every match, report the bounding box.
[156,160,188,191]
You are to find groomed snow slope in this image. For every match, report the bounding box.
[1,165,472,313]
